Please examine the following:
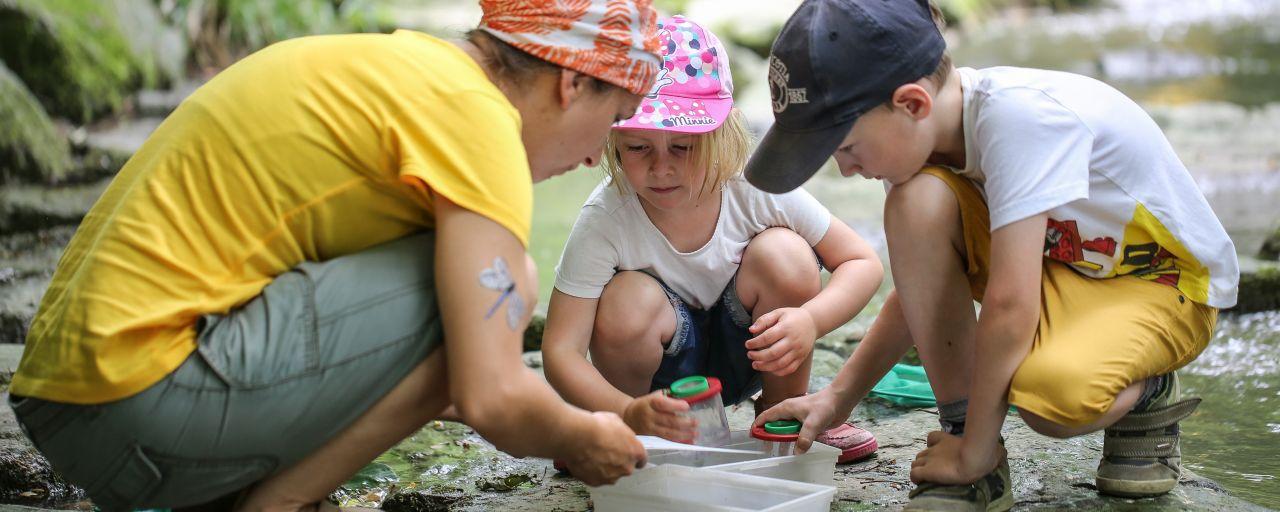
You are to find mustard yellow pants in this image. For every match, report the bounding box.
[921,167,1217,427]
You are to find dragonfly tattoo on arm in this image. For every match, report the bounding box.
[479,256,526,331]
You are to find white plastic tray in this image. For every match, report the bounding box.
[645,429,840,486]
[589,464,836,512]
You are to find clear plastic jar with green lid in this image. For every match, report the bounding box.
[669,376,730,446]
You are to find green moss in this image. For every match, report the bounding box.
[0,0,135,123]
[0,62,71,184]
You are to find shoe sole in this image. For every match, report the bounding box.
[901,493,1012,512]
[987,487,1014,512]
[1096,476,1177,497]
[835,437,878,464]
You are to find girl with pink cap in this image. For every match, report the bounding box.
[542,15,884,463]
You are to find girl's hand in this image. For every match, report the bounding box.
[744,307,818,376]
[752,389,849,454]
[622,391,697,442]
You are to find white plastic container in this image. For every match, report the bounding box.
[589,464,836,512]
[646,429,840,486]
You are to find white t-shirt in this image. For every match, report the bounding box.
[555,174,832,310]
[954,66,1239,308]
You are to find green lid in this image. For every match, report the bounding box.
[763,420,801,434]
[669,376,709,398]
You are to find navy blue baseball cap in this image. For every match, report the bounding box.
[745,0,946,193]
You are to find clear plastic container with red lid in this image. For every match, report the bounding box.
[750,419,802,457]
[669,375,730,446]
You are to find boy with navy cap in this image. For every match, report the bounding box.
[750,0,1239,510]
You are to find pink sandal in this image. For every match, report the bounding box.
[816,422,878,463]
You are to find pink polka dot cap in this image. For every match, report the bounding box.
[614,15,734,134]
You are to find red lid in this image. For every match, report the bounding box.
[751,424,800,442]
[672,377,722,405]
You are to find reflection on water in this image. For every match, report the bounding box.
[951,0,1280,107]
[1182,311,1280,508]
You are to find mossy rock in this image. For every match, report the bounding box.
[0,62,71,184]
[0,0,183,124]
[1232,266,1280,313]
[1258,224,1280,261]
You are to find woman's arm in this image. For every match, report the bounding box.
[433,195,644,482]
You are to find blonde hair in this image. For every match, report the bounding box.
[601,107,752,200]
[926,1,953,88]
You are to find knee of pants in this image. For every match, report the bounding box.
[1010,356,1115,425]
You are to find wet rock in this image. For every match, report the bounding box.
[382,487,468,512]
[0,179,111,234]
[0,227,73,343]
[0,63,71,185]
[808,348,845,392]
[0,447,82,507]
[0,390,83,508]
[0,0,183,123]
[475,471,539,492]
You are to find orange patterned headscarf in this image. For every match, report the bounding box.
[479,0,662,96]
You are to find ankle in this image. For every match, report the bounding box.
[938,398,968,436]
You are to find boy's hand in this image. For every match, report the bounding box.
[745,307,818,376]
[563,411,648,486]
[752,389,849,454]
[909,431,1006,485]
[622,391,697,442]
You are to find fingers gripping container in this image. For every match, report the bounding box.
[669,376,730,446]
[589,464,836,512]
[646,426,839,486]
[751,419,802,456]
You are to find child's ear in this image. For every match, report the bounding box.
[892,83,933,120]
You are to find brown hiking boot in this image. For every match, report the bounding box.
[1096,372,1200,497]
[904,457,1013,512]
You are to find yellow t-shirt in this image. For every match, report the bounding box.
[14,31,532,404]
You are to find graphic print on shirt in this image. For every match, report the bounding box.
[1044,212,1188,291]
[1044,218,1115,272]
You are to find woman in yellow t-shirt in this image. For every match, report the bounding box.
[9,2,661,510]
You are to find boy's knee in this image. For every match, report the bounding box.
[884,171,961,237]
[1011,357,1112,429]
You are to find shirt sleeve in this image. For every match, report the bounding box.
[392,90,534,247]
[763,187,833,246]
[553,207,622,299]
[973,87,1094,231]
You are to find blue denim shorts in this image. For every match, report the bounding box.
[647,275,763,405]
